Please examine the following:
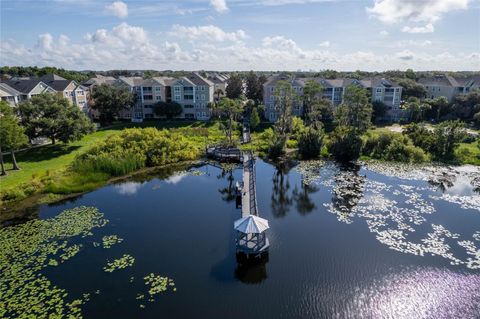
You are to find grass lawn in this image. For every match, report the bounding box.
[0,120,211,192]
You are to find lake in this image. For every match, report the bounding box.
[1,160,480,319]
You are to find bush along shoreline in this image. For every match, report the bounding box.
[1,128,205,207]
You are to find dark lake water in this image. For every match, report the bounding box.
[2,160,480,318]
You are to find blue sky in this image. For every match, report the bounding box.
[1,0,479,71]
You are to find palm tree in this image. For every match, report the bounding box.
[214,89,224,104]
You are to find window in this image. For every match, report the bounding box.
[142,87,153,92]
[184,104,194,109]
[201,94,205,100]
[174,86,181,93]
[184,94,194,100]
[376,88,382,93]
[156,96,161,101]
[175,95,181,101]
[144,105,152,109]
[77,90,84,95]
[185,114,194,119]
[155,86,161,91]
[143,95,153,100]
[184,87,193,92]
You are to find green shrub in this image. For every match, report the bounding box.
[72,128,202,177]
[1,188,26,201]
[363,131,428,163]
[298,127,325,159]
[328,126,363,162]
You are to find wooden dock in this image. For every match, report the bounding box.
[241,152,257,217]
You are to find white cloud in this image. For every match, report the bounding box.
[262,35,299,50]
[36,33,54,51]
[379,30,389,36]
[169,25,246,42]
[105,1,128,18]
[402,23,434,33]
[318,41,330,48]
[395,40,432,48]
[210,0,229,13]
[367,0,470,24]
[2,26,479,72]
[396,50,415,60]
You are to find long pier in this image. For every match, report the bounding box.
[241,152,257,217]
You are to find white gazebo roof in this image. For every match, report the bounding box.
[234,215,269,234]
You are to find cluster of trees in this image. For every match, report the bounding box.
[90,84,135,124]
[402,90,480,124]
[0,66,92,83]
[266,78,371,161]
[266,77,473,164]
[0,94,95,175]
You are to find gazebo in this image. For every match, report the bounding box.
[234,215,270,256]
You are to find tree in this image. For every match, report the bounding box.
[298,126,325,159]
[431,120,465,161]
[250,107,260,130]
[18,93,95,144]
[226,74,243,99]
[372,101,388,122]
[403,97,430,122]
[90,84,135,124]
[153,101,182,119]
[405,68,416,80]
[452,89,480,120]
[302,80,324,128]
[272,80,296,154]
[214,88,224,103]
[256,75,267,103]
[0,101,29,172]
[245,71,259,102]
[328,126,363,162]
[424,96,450,121]
[217,98,243,145]
[396,78,427,99]
[335,85,372,133]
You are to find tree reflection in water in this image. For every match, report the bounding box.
[331,164,366,222]
[292,183,318,215]
[217,164,239,203]
[234,252,269,284]
[271,162,294,218]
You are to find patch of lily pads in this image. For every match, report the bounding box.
[102,234,123,248]
[295,161,480,270]
[0,206,108,319]
[103,254,135,272]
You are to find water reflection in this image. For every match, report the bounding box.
[234,252,269,284]
[114,181,144,195]
[292,184,318,215]
[343,267,480,319]
[271,164,293,218]
[330,164,365,224]
[217,166,237,203]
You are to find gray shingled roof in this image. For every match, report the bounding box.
[0,82,22,95]
[2,78,44,94]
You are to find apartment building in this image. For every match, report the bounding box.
[263,74,304,122]
[171,73,214,120]
[208,73,229,102]
[263,75,404,122]
[1,78,56,104]
[419,75,480,102]
[116,76,174,121]
[0,82,22,106]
